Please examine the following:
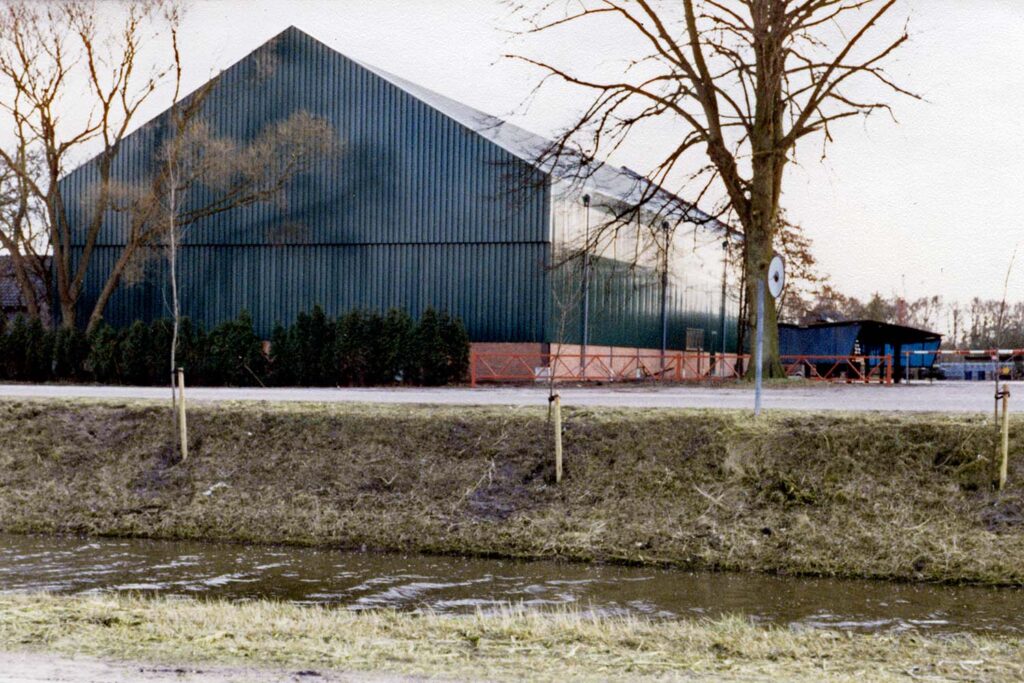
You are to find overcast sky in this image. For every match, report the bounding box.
[123,1,1024,308]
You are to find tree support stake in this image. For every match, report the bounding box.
[995,387,1010,491]
[177,368,189,462]
[550,392,563,484]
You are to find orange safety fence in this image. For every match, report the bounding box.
[470,351,893,386]
[780,354,893,384]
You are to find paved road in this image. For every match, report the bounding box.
[0,381,1019,413]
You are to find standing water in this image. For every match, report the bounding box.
[1,533,1021,636]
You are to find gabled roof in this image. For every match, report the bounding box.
[347,41,736,237]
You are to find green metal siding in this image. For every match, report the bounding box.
[62,27,550,340]
[78,242,549,342]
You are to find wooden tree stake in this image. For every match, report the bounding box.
[999,388,1010,491]
[177,367,188,462]
[553,393,563,484]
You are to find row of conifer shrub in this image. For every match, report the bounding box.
[0,306,470,387]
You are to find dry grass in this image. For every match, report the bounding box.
[0,592,1021,682]
[0,399,1022,584]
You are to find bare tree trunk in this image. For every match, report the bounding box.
[743,148,787,377]
[58,298,76,329]
[168,170,179,382]
[47,189,76,329]
[743,220,782,377]
[168,164,182,456]
[84,246,136,334]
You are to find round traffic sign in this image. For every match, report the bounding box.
[767,255,785,299]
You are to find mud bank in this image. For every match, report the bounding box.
[0,399,1021,584]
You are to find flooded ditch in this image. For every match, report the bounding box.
[1,533,1021,636]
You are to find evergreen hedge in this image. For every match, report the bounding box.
[0,306,470,387]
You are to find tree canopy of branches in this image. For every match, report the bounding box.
[510,0,914,374]
[945,299,1024,351]
[0,0,177,329]
[118,108,338,373]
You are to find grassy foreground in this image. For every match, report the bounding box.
[0,593,1021,682]
[0,399,1022,584]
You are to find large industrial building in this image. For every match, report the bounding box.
[61,27,740,370]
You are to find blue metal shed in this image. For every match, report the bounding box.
[779,320,942,380]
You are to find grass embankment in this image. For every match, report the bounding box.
[0,399,1022,584]
[1,593,1021,682]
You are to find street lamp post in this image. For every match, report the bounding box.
[660,221,670,369]
[755,255,786,416]
[719,239,729,363]
[581,194,591,371]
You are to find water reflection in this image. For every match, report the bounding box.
[0,533,1021,635]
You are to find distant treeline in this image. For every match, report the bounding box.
[0,306,469,387]
[781,286,1024,349]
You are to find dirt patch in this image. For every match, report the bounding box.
[466,461,543,521]
[981,501,1024,532]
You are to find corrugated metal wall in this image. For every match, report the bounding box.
[778,324,860,357]
[61,27,550,340]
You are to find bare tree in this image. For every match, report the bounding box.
[0,1,338,336]
[99,107,337,336]
[112,102,339,381]
[994,244,1018,347]
[0,0,178,330]
[90,10,338,379]
[509,0,915,374]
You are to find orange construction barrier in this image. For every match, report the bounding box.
[469,351,894,386]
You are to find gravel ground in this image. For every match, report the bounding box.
[0,380,1019,413]
[0,651,423,683]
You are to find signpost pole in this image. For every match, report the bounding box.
[755,254,784,418]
